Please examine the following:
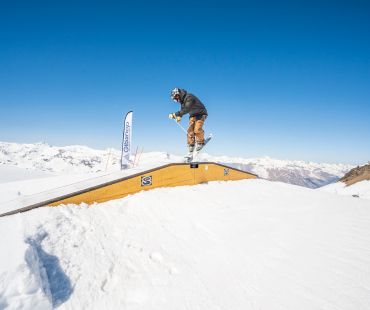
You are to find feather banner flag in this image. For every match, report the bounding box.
[121,111,133,169]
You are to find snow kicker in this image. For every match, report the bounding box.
[0,162,258,217]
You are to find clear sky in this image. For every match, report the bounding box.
[1,1,369,164]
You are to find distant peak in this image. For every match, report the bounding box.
[340,163,370,186]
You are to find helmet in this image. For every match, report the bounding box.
[170,88,181,102]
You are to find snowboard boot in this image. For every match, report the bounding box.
[188,145,195,153]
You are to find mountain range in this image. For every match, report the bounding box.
[0,141,354,188]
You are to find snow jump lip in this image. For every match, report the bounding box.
[0,162,258,217]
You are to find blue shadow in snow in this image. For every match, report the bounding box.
[26,231,73,308]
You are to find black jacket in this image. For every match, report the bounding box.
[174,89,208,118]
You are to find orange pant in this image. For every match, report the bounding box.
[187,115,206,145]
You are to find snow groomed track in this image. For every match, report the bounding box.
[0,162,258,217]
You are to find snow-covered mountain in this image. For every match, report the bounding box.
[0,142,122,174]
[0,141,353,188]
[203,155,353,188]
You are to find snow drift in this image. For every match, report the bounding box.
[320,180,370,200]
[1,179,370,309]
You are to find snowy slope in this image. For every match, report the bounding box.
[320,180,370,200]
[1,180,370,309]
[0,141,353,188]
[0,165,54,183]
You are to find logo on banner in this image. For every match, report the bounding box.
[123,121,131,153]
[121,111,133,170]
[141,176,152,186]
[224,168,230,176]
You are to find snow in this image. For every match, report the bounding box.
[0,215,52,309]
[320,180,370,200]
[209,155,352,188]
[0,165,54,183]
[0,141,354,188]
[1,179,370,309]
[1,141,369,309]
[0,163,164,215]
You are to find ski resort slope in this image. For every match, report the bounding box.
[1,179,370,309]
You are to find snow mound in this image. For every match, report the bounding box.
[320,180,370,200]
[0,216,52,309]
[1,179,370,309]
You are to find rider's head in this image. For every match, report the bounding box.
[170,87,182,102]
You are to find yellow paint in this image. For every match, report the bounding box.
[48,163,257,207]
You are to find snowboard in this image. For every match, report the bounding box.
[184,134,213,163]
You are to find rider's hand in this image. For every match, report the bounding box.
[169,113,181,122]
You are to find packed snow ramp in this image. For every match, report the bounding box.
[0,162,257,216]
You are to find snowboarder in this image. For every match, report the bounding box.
[169,88,208,154]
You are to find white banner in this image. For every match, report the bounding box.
[121,111,133,169]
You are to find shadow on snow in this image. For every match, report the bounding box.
[25,230,73,308]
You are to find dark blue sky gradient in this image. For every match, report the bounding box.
[1,1,369,163]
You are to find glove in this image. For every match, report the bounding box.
[169,113,181,122]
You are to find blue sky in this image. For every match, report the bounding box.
[1,1,369,164]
